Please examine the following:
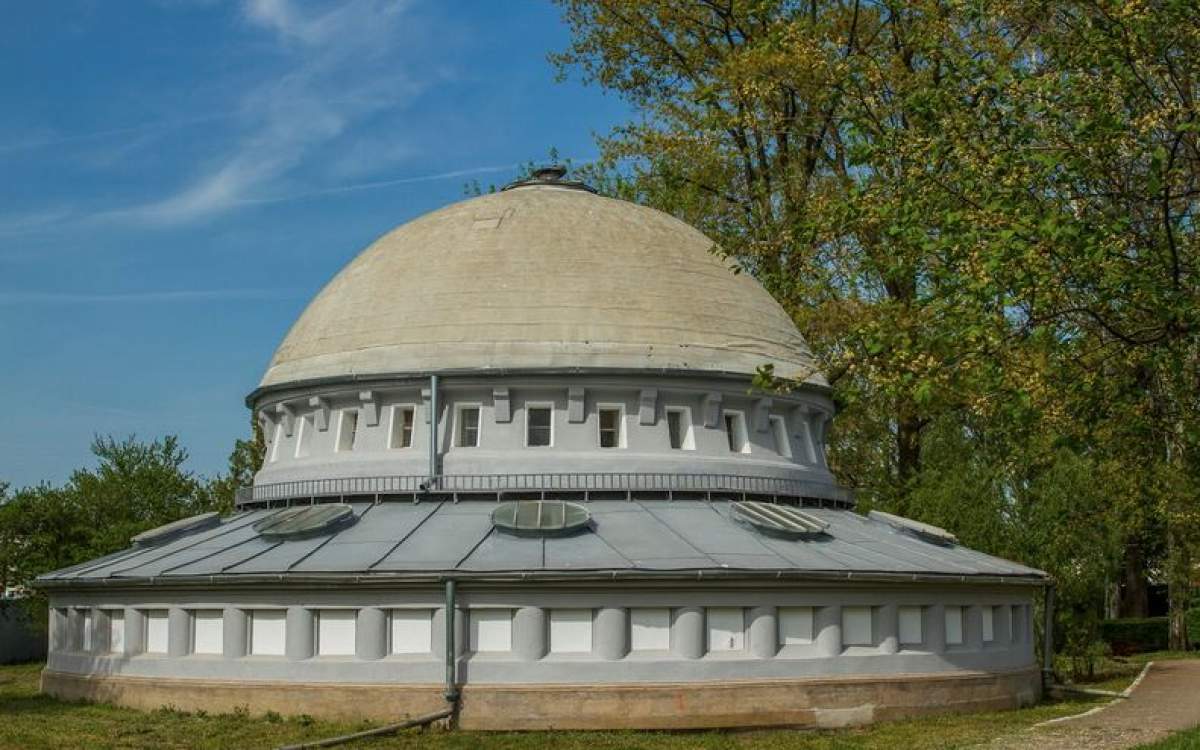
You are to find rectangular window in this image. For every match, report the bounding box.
[769,415,792,458]
[665,407,694,450]
[898,606,923,645]
[982,606,995,643]
[295,415,313,458]
[192,610,223,655]
[630,608,670,651]
[269,421,284,462]
[390,609,433,654]
[469,609,512,653]
[549,609,592,654]
[145,610,169,654]
[109,610,125,653]
[842,606,873,646]
[456,406,481,448]
[316,610,357,656]
[250,610,286,656]
[778,606,814,645]
[82,609,93,651]
[598,407,622,448]
[1004,605,1014,642]
[723,411,750,453]
[526,405,553,447]
[706,607,745,652]
[389,406,415,449]
[945,605,964,646]
[336,409,358,452]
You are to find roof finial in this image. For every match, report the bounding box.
[501,163,598,193]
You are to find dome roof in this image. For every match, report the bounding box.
[259,182,824,388]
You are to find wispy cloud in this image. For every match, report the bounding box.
[0,111,240,156]
[123,0,423,225]
[0,288,302,305]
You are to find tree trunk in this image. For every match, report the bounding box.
[1166,518,1193,651]
[895,413,923,512]
[1119,542,1150,618]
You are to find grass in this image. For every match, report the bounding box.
[0,659,1182,750]
[1138,726,1200,749]
[1053,650,1200,694]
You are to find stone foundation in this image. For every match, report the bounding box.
[42,666,1041,730]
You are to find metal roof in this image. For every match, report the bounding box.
[36,500,1045,587]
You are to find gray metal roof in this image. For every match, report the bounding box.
[36,500,1045,587]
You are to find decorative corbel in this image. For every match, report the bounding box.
[308,397,331,431]
[567,386,585,423]
[493,387,512,423]
[275,402,296,437]
[702,392,723,428]
[358,390,380,427]
[752,397,773,432]
[638,388,658,426]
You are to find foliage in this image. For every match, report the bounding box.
[1100,618,1170,656]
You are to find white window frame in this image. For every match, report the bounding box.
[454,403,483,448]
[524,402,555,448]
[469,609,512,653]
[898,605,923,646]
[630,607,671,651]
[596,403,626,449]
[294,414,313,458]
[778,606,814,646]
[315,609,357,657]
[389,608,433,655]
[192,610,224,655]
[249,609,287,656]
[81,609,93,651]
[664,406,696,450]
[334,408,358,452]
[769,414,792,458]
[388,404,416,450]
[722,410,751,454]
[269,421,284,463]
[841,606,873,646]
[108,609,125,653]
[706,607,746,652]
[945,605,964,646]
[982,605,995,643]
[144,609,169,655]
[549,609,593,654]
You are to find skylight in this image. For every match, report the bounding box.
[492,500,591,537]
[730,501,829,539]
[254,503,356,540]
[868,510,958,546]
[130,512,221,547]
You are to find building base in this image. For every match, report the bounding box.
[41,667,1041,730]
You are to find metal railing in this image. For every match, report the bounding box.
[235,472,851,508]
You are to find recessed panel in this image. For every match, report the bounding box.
[193,610,223,655]
[779,606,814,645]
[630,608,671,651]
[391,609,433,655]
[707,607,745,652]
[549,609,593,654]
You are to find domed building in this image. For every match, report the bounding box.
[37,168,1046,729]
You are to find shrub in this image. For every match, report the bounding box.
[1099,617,1168,655]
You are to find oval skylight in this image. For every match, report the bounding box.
[492,500,591,537]
[254,503,356,540]
[131,512,222,547]
[868,510,957,545]
[731,501,829,539]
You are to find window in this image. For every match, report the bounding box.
[389,406,415,449]
[1003,605,1014,642]
[769,415,792,458]
[665,407,694,450]
[145,610,168,654]
[295,415,312,458]
[390,609,432,654]
[193,610,223,655]
[469,609,512,653]
[779,607,814,645]
[898,606,923,645]
[598,407,622,448]
[526,405,553,447]
[842,606,873,646]
[456,406,481,448]
[549,609,592,654]
[269,421,283,463]
[335,409,358,452]
[982,606,995,643]
[109,610,125,653]
[706,607,745,652]
[250,610,286,656]
[944,605,964,646]
[630,608,670,651]
[317,610,357,656]
[82,609,93,651]
[723,411,750,453]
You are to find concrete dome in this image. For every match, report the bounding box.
[260,182,824,389]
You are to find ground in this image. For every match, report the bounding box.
[1,655,1196,750]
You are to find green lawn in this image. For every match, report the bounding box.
[1054,650,1200,694]
[0,660,1185,750]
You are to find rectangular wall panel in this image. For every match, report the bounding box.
[250,610,286,656]
[778,606,814,645]
[549,609,593,654]
[145,610,169,654]
[108,610,125,653]
[982,605,995,642]
[192,610,223,655]
[842,606,873,646]
[81,610,93,651]
[317,610,357,656]
[470,609,512,652]
[390,609,433,654]
[630,608,670,651]
[706,607,745,652]
[898,605,923,645]
[945,605,964,646]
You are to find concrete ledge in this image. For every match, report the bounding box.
[42,666,1041,730]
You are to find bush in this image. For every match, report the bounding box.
[1188,609,1200,647]
[1099,617,1168,655]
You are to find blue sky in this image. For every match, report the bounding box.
[0,0,629,489]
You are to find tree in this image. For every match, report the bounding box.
[206,415,267,512]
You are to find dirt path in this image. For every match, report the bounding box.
[988,660,1200,749]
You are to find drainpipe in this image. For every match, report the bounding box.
[1042,582,1056,689]
[427,374,440,490]
[444,578,460,705]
